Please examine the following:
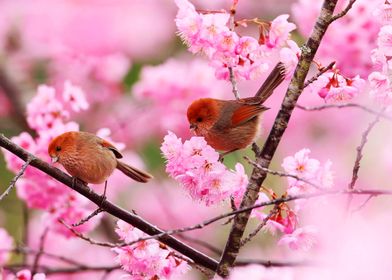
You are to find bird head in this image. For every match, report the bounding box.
[47,132,75,163]
[187,98,219,134]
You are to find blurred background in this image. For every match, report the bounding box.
[0,0,391,279]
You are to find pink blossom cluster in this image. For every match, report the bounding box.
[113,221,190,279]
[368,1,392,106]
[175,0,296,80]
[282,148,334,197]
[0,228,13,266]
[161,131,248,206]
[309,69,365,103]
[1,83,101,237]
[130,58,230,140]
[292,0,381,77]
[278,225,318,251]
[264,148,334,251]
[6,270,46,280]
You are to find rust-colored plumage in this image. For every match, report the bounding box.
[187,62,286,154]
[48,131,152,184]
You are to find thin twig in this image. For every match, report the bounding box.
[31,227,49,275]
[4,264,120,275]
[240,205,279,247]
[348,115,382,190]
[22,204,29,265]
[346,112,382,211]
[59,220,122,248]
[108,188,392,247]
[244,156,323,190]
[229,67,240,99]
[330,0,357,22]
[296,103,392,122]
[235,259,315,267]
[351,194,375,213]
[303,61,335,88]
[227,2,239,100]
[9,247,90,267]
[71,208,104,227]
[0,156,32,201]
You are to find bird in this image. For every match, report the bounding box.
[48,131,153,186]
[187,62,286,157]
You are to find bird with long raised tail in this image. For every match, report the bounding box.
[187,62,286,156]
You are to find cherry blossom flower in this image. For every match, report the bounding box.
[310,71,365,103]
[267,14,297,49]
[26,85,69,131]
[44,194,102,238]
[113,221,190,279]
[280,40,301,79]
[161,131,248,206]
[63,80,89,112]
[368,71,392,105]
[14,270,46,280]
[282,148,320,180]
[377,25,392,56]
[282,148,334,196]
[278,225,318,251]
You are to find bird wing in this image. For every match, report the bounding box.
[231,104,269,126]
[100,139,123,159]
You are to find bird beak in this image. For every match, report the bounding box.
[189,123,197,130]
[262,106,270,111]
[51,156,59,163]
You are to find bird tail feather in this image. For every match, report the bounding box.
[116,161,153,183]
[254,62,286,102]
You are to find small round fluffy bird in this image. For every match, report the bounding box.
[48,131,152,184]
[187,62,286,156]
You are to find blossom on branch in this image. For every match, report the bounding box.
[113,221,190,279]
[175,0,296,81]
[310,71,365,103]
[161,131,248,206]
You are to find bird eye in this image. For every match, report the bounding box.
[55,146,61,152]
[196,117,203,122]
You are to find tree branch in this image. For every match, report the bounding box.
[330,0,357,22]
[0,133,219,272]
[216,1,341,276]
[296,103,392,121]
[303,61,335,89]
[0,156,32,201]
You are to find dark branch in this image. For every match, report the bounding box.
[216,0,341,276]
[0,133,218,271]
[330,0,357,22]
